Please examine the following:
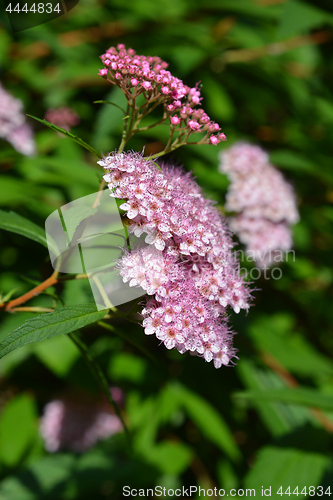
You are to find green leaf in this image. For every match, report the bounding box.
[247,314,333,381]
[245,446,330,493]
[27,115,100,158]
[170,45,206,75]
[0,448,156,499]
[236,360,309,437]
[234,388,333,412]
[171,384,241,461]
[0,304,107,360]
[92,87,125,151]
[0,394,38,467]
[59,205,97,241]
[108,352,147,383]
[33,335,80,377]
[278,0,332,40]
[0,287,22,305]
[0,210,57,255]
[0,177,42,207]
[0,454,76,499]
[202,77,235,122]
[147,441,193,475]
[269,149,333,184]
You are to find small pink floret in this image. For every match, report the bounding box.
[170,116,180,125]
[189,120,200,131]
[142,81,152,90]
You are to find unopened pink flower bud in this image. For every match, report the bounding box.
[170,116,180,125]
[189,120,200,131]
[210,135,218,145]
[142,81,152,90]
[98,68,108,76]
[131,78,138,86]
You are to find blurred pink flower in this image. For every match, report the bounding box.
[0,82,36,156]
[219,142,299,267]
[44,106,80,132]
[40,388,123,453]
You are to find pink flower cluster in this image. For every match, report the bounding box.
[98,152,251,368]
[99,44,226,146]
[40,388,123,452]
[45,106,80,132]
[219,143,299,267]
[0,82,35,156]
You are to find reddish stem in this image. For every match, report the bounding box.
[2,274,58,312]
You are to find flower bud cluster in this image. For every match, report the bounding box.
[0,82,35,156]
[99,44,226,146]
[219,142,299,267]
[98,152,251,368]
[40,388,123,452]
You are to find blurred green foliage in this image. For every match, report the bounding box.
[0,0,333,498]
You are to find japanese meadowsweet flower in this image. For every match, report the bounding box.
[219,142,299,267]
[0,82,36,156]
[98,44,227,147]
[98,151,251,368]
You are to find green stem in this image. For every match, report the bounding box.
[27,115,100,158]
[68,330,131,446]
[148,144,179,160]
[10,306,55,313]
[125,92,138,143]
[118,102,131,152]
[90,275,117,312]
[58,273,89,281]
[135,115,168,133]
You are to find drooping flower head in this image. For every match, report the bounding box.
[0,82,36,156]
[98,151,251,368]
[98,44,226,147]
[219,142,299,267]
